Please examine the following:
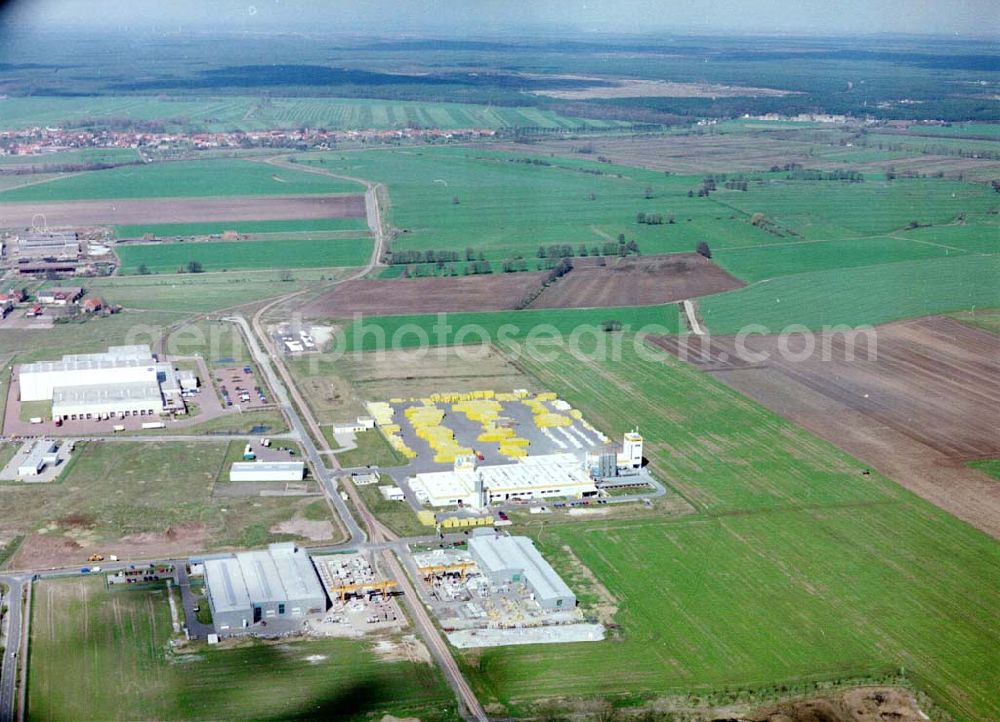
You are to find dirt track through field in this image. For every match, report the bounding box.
[650,316,1000,538]
[0,194,365,229]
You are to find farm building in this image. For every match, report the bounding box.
[36,286,83,305]
[17,231,80,260]
[468,533,576,610]
[17,439,57,477]
[408,453,597,509]
[203,543,327,636]
[18,344,191,421]
[229,461,305,482]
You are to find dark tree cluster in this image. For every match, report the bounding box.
[389,249,462,265]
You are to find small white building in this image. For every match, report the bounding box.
[17,439,57,477]
[333,416,376,434]
[378,485,405,501]
[229,461,305,482]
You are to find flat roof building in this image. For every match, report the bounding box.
[51,381,164,420]
[409,453,597,509]
[18,344,192,422]
[204,543,327,636]
[20,345,158,402]
[229,461,305,482]
[468,534,576,610]
[17,439,57,477]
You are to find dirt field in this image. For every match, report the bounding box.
[0,194,365,229]
[301,272,549,316]
[302,255,739,317]
[738,686,926,722]
[529,254,743,309]
[649,316,1000,538]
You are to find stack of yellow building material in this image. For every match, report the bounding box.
[366,402,395,427]
[477,425,515,443]
[406,404,471,463]
[498,435,530,457]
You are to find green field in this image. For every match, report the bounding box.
[900,220,1000,254]
[967,459,1000,481]
[28,577,457,721]
[81,271,333,313]
[701,254,1000,333]
[952,308,1000,336]
[303,148,784,260]
[116,237,372,275]
[716,177,998,240]
[334,429,407,468]
[0,147,141,166]
[712,235,961,282]
[115,217,368,238]
[0,158,359,201]
[0,441,320,556]
[0,311,180,365]
[0,95,630,133]
[454,337,1000,721]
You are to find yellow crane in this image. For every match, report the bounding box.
[330,580,398,602]
[417,561,476,579]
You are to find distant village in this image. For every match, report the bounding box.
[0,124,499,159]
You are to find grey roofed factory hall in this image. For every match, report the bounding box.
[468,533,576,610]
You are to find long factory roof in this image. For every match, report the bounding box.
[468,534,575,602]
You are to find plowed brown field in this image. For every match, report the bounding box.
[650,316,1000,538]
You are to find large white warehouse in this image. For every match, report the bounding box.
[20,345,158,401]
[19,344,191,421]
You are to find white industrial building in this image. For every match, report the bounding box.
[52,382,165,420]
[408,453,598,510]
[468,533,576,610]
[18,345,195,421]
[204,543,327,636]
[17,439,57,477]
[586,430,644,479]
[229,461,305,482]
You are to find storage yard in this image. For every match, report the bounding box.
[310,553,405,637]
[364,389,659,516]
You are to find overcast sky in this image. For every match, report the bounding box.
[1,0,998,37]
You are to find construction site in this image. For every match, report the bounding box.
[410,531,604,649]
[308,553,405,638]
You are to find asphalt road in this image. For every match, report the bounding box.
[0,574,28,722]
[225,315,365,547]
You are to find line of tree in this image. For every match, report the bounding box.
[500,256,530,273]
[537,239,640,260]
[785,169,864,182]
[389,249,462,265]
[636,211,675,225]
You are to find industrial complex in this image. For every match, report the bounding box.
[16,344,197,421]
[203,543,327,635]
